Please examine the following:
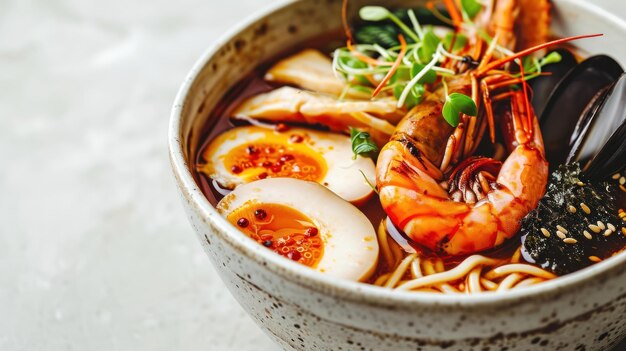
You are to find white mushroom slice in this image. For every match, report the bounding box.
[265,49,360,97]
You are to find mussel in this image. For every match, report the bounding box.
[568,73,626,181]
[534,53,624,177]
[529,48,578,117]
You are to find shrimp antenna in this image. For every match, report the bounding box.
[476,33,603,76]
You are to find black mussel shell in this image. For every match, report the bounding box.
[539,55,623,170]
[568,73,626,181]
[530,48,578,118]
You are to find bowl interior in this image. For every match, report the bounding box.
[170,0,626,304]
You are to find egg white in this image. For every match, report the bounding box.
[202,126,376,204]
[217,178,379,282]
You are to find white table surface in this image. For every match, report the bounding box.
[1,1,624,350]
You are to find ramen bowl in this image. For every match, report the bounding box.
[169,0,626,350]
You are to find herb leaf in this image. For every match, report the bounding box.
[442,33,468,52]
[541,51,562,66]
[350,127,379,159]
[393,83,424,110]
[442,93,477,127]
[418,29,441,62]
[359,169,379,194]
[359,6,390,22]
[410,63,437,84]
[461,0,482,18]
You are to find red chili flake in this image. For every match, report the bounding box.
[304,227,318,237]
[264,147,275,154]
[231,165,243,174]
[275,159,284,166]
[271,165,282,173]
[254,209,267,220]
[236,218,249,228]
[287,250,301,261]
[262,161,272,168]
[258,172,268,179]
[289,134,304,143]
[275,123,289,132]
[279,154,294,162]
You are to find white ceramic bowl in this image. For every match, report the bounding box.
[169,1,626,350]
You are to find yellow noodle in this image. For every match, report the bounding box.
[511,247,522,263]
[440,283,460,294]
[434,258,445,273]
[397,255,500,291]
[513,277,545,289]
[389,237,404,264]
[485,264,557,280]
[377,220,395,268]
[374,273,391,286]
[496,273,524,291]
[385,254,416,288]
[480,278,499,291]
[422,259,437,275]
[468,267,482,293]
[410,256,423,279]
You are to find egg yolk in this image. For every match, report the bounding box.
[222,132,327,182]
[227,203,324,268]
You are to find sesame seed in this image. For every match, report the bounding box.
[563,238,577,244]
[583,231,593,240]
[622,227,626,236]
[540,228,551,238]
[608,223,616,231]
[556,225,568,234]
[589,256,602,262]
[589,224,602,233]
[568,205,577,213]
[580,203,591,215]
[620,176,626,185]
[620,185,626,192]
[556,231,567,239]
[603,229,613,237]
[613,173,621,180]
[577,181,585,186]
[597,221,606,230]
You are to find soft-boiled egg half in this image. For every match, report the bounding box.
[199,126,376,204]
[217,178,379,282]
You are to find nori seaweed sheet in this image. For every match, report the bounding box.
[520,163,626,275]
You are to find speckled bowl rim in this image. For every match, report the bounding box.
[169,0,626,309]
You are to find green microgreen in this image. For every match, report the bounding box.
[359,6,420,42]
[540,51,563,66]
[359,169,379,194]
[418,29,441,62]
[350,127,379,159]
[442,33,468,53]
[410,63,437,84]
[442,92,478,127]
[460,0,482,19]
[359,6,391,21]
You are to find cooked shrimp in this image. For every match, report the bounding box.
[377,88,548,255]
[375,0,553,255]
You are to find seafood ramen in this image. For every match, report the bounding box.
[194,0,626,294]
